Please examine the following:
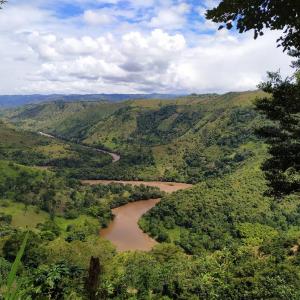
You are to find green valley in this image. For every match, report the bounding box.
[0,0,300,298]
[1,87,300,299]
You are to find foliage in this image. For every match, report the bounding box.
[133,105,202,145]
[0,258,11,286]
[255,72,300,197]
[3,231,46,268]
[7,101,123,140]
[141,155,300,254]
[1,89,300,298]
[5,231,28,300]
[0,122,112,176]
[0,1,6,10]
[22,262,84,299]
[206,0,300,55]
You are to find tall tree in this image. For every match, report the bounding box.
[207,1,300,198]
[255,72,300,198]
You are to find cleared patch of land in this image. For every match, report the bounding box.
[0,201,48,228]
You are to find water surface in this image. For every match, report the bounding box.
[100,199,161,251]
[83,180,192,193]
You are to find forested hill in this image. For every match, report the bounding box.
[5,90,267,183]
[0,121,112,177]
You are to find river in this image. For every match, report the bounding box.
[100,199,161,251]
[98,181,192,251]
[82,180,192,193]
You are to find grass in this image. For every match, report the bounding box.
[0,199,101,242]
[0,201,48,228]
[55,215,100,235]
[35,143,76,159]
[5,231,29,300]
[0,161,19,180]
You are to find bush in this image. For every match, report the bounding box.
[64,209,80,220]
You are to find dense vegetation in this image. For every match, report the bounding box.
[141,150,300,250]
[2,166,300,300]
[0,160,163,222]
[255,72,300,198]
[1,89,300,299]
[7,101,123,140]
[6,91,266,183]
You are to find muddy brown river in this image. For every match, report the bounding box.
[97,181,192,252]
[83,180,192,193]
[100,199,161,251]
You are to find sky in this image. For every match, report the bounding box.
[0,0,293,95]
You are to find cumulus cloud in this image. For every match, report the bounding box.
[0,0,293,94]
[19,28,291,94]
[149,3,190,30]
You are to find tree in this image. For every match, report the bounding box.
[206,0,300,56]
[255,72,300,198]
[207,0,300,198]
[3,231,47,268]
[23,262,84,299]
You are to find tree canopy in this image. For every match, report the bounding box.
[255,72,300,198]
[206,0,300,56]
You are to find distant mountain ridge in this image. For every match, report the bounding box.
[0,93,184,108]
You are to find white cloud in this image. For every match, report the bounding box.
[0,0,293,95]
[149,3,190,30]
[83,10,116,26]
[14,28,290,94]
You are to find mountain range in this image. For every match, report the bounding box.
[0,93,183,108]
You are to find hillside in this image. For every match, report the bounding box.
[6,101,125,140]
[5,90,267,182]
[141,147,300,252]
[0,121,112,177]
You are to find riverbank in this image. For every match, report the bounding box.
[39,131,193,251]
[82,180,193,193]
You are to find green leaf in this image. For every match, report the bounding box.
[5,231,29,300]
